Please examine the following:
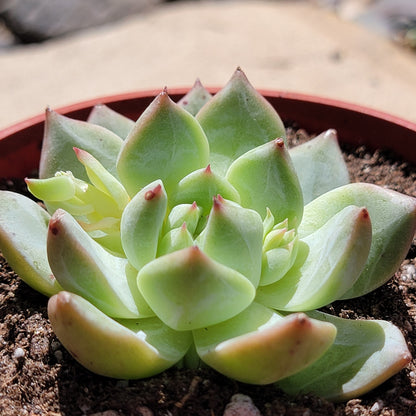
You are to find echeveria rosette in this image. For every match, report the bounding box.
[0,68,415,402]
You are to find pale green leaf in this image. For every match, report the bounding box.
[137,246,255,331]
[299,183,416,298]
[256,206,372,311]
[289,129,350,204]
[117,90,209,196]
[39,109,123,180]
[87,104,135,139]
[48,291,191,379]
[196,67,286,175]
[0,191,61,297]
[194,302,336,384]
[278,311,411,401]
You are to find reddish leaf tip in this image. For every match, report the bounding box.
[48,219,59,236]
[360,208,370,220]
[145,184,162,201]
[212,194,225,211]
[274,138,285,148]
[73,147,82,156]
[48,209,65,236]
[204,164,212,175]
[294,313,311,328]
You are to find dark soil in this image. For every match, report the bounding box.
[1,127,416,416]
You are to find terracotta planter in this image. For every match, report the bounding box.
[1,90,416,415]
[1,89,416,178]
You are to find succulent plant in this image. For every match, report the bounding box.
[0,68,415,402]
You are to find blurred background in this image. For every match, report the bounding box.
[1,0,416,128]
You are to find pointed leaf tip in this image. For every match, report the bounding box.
[275,138,285,148]
[145,183,163,201]
[117,90,209,196]
[137,246,255,330]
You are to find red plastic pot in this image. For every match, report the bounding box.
[1,89,416,178]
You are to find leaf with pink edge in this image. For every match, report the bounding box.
[48,291,191,379]
[277,310,411,401]
[117,90,209,196]
[194,302,336,384]
[137,246,255,331]
[196,67,286,175]
[299,183,416,298]
[0,191,61,297]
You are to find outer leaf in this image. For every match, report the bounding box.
[87,104,135,139]
[226,139,304,228]
[196,67,286,175]
[256,206,372,311]
[39,109,123,180]
[47,209,144,318]
[197,196,264,287]
[194,303,336,385]
[177,78,213,116]
[137,246,255,331]
[120,180,167,271]
[278,311,411,401]
[117,90,209,196]
[0,191,61,297]
[172,165,241,215]
[48,291,191,379]
[288,129,350,204]
[299,183,416,298]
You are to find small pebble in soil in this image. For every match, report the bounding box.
[53,349,63,363]
[223,394,262,416]
[402,264,416,281]
[370,400,384,414]
[12,347,25,359]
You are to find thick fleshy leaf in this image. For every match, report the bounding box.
[74,147,130,212]
[47,209,144,318]
[177,78,213,116]
[48,291,191,379]
[120,180,167,271]
[278,311,411,401]
[26,175,76,201]
[87,104,135,139]
[117,90,209,196]
[288,129,350,204]
[39,109,123,180]
[164,202,202,236]
[299,183,416,298]
[197,196,264,287]
[194,302,336,385]
[28,171,122,220]
[157,223,194,256]
[0,191,61,297]
[137,246,255,331]
[172,165,241,215]
[196,67,286,175]
[256,206,372,311]
[226,139,304,228]
[260,236,298,286]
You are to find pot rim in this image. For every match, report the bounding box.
[0,88,415,178]
[1,88,415,139]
